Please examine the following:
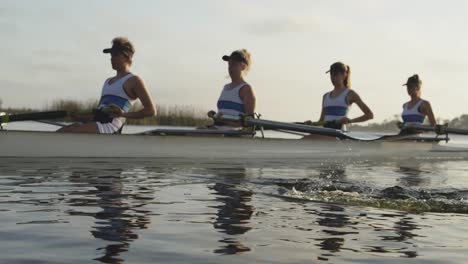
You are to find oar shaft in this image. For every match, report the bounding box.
[445,127,468,135]
[6,111,68,122]
[402,124,433,132]
[295,121,328,126]
[403,123,468,136]
[246,118,343,137]
[219,114,345,138]
[1,107,119,124]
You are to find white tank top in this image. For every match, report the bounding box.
[402,99,425,124]
[98,73,136,112]
[217,82,247,116]
[323,88,351,122]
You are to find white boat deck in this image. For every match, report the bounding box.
[2,121,468,159]
[1,128,466,159]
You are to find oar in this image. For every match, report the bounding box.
[0,107,121,126]
[294,121,325,126]
[403,123,468,136]
[215,114,383,141]
[0,111,68,124]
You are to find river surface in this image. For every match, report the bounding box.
[1,123,468,263]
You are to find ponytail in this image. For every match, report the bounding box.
[344,65,351,88]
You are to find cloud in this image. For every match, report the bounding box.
[0,21,19,37]
[0,79,36,107]
[0,1,27,18]
[426,58,468,73]
[244,16,320,36]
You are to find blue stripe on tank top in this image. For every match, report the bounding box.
[99,95,132,112]
[217,100,245,112]
[403,114,425,123]
[324,106,348,116]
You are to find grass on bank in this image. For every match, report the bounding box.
[0,98,465,130]
[1,99,212,127]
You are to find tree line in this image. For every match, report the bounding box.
[2,98,468,130]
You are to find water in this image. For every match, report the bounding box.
[1,157,468,264]
[2,122,468,263]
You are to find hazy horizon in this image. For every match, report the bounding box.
[2,0,468,123]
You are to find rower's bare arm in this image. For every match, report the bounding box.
[123,76,156,119]
[240,85,256,115]
[319,94,326,122]
[422,101,437,126]
[348,91,374,123]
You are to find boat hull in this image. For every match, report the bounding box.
[0,130,464,159]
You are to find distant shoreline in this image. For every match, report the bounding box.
[0,99,212,127]
[2,99,467,130]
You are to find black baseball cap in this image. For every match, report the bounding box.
[222,50,249,65]
[103,38,135,58]
[326,62,347,74]
[402,74,421,87]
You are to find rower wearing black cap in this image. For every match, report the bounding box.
[208,49,256,128]
[59,37,156,134]
[305,61,373,130]
[399,74,438,134]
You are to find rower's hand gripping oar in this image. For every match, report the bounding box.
[209,111,260,135]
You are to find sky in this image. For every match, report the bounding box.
[1,0,468,123]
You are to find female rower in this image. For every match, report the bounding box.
[400,74,437,134]
[208,49,256,129]
[305,62,373,130]
[59,37,156,134]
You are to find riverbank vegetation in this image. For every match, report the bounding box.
[1,99,212,127]
[1,98,465,130]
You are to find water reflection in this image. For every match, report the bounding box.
[313,204,356,261]
[209,166,254,255]
[381,214,419,258]
[305,204,423,260]
[67,166,153,263]
[293,162,424,261]
[395,162,430,187]
[2,158,468,263]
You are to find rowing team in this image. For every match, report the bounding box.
[59,37,440,135]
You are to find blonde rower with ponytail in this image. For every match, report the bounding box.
[399,74,441,134]
[305,62,374,130]
[209,49,256,128]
